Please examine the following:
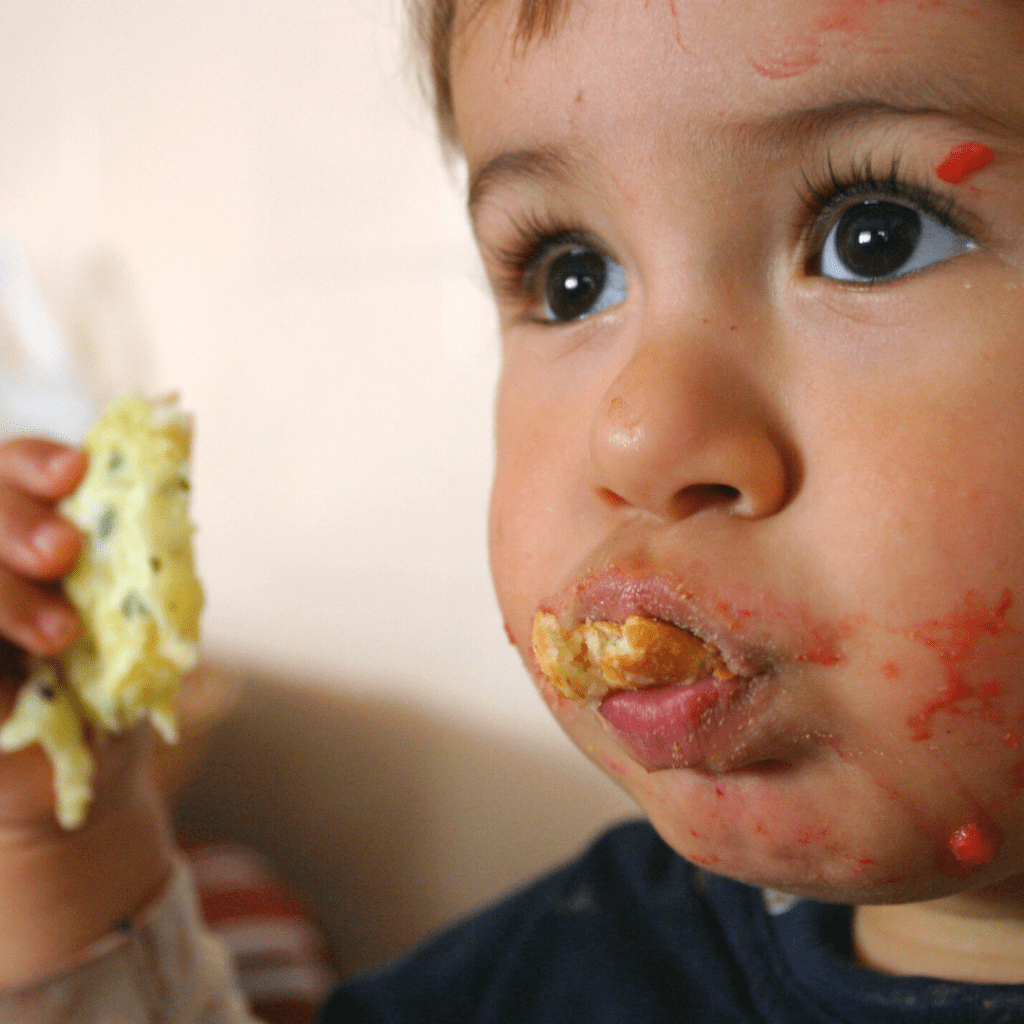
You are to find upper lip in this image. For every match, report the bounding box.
[538,557,779,681]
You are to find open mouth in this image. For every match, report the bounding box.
[532,610,770,771]
[532,611,738,707]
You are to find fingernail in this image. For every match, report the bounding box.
[32,521,66,559]
[45,449,81,478]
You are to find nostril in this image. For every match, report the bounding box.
[670,483,741,517]
[692,483,741,504]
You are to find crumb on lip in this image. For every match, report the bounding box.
[532,611,735,705]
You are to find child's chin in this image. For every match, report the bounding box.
[674,844,982,907]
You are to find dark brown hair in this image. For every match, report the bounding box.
[407,0,572,152]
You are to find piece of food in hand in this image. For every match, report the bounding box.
[532,612,735,706]
[0,394,203,828]
[0,661,93,828]
[59,394,203,738]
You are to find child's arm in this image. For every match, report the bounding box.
[0,438,255,1020]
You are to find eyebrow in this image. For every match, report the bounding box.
[467,144,584,214]
[466,84,1024,219]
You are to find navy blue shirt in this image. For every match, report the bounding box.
[319,820,1024,1023]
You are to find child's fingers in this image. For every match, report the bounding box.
[0,568,79,656]
[0,439,87,501]
[0,486,82,580]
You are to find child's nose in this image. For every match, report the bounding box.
[588,328,790,521]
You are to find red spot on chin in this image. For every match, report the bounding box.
[881,661,900,680]
[948,820,1001,868]
[936,142,995,185]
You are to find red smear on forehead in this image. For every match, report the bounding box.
[935,143,995,185]
[749,36,821,79]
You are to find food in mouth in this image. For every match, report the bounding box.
[532,611,736,706]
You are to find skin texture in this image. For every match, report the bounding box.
[452,0,1024,983]
[0,439,173,986]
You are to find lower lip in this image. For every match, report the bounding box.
[598,675,763,771]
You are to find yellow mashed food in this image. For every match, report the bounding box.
[0,394,203,828]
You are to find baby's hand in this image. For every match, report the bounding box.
[0,438,92,831]
[0,438,85,660]
[0,438,174,988]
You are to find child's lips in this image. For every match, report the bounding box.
[536,563,788,772]
[598,675,767,771]
[548,563,779,679]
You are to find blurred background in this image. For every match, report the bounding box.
[0,0,635,987]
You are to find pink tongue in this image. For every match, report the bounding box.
[599,677,738,768]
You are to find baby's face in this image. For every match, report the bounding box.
[453,0,1024,902]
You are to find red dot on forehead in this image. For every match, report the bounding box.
[935,142,995,185]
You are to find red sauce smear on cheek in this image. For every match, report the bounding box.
[935,143,994,185]
[948,820,1002,868]
[906,589,1013,741]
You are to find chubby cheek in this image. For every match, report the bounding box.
[535,590,1024,902]
[488,373,602,639]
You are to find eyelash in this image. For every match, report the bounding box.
[489,210,596,306]
[795,154,973,262]
[487,153,977,309]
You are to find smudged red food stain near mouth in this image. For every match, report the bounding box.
[601,755,629,778]
[796,824,832,846]
[948,819,1001,869]
[906,589,1013,741]
[936,143,995,185]
[794,623,850,666]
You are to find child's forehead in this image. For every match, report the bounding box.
[452,0,1024,166]
[454,0,1024,66]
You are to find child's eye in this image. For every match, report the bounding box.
[541,246,627,322]
[817,198,975,283]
